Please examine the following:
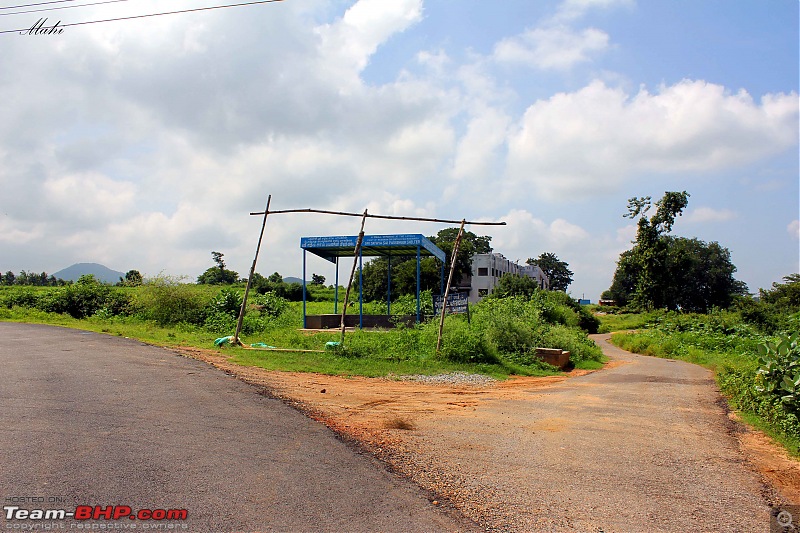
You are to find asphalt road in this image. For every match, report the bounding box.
[0,323,472,532]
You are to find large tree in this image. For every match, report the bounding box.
[526,253,573,291]
[607,191,747,311]
[197,251,239,284]
[430,227,492,283]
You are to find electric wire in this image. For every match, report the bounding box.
[0,0,79,10]
[1,0,284,34]
[0,0,129,17]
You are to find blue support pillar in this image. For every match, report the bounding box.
[334,257,339,314]
[358,246,364,329]
[387,255,392,316]
[440,261,445,295]
[302,250,307,329]
[416,245,421,323]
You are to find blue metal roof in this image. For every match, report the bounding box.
[301,234,446,263]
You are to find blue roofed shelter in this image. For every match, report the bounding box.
[300,234,447,329]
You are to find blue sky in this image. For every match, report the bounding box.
[0,0,797,300]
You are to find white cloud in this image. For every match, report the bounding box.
[686,207,737,223]
[789,220,800,239]
[554,0,635,22]
[494,26,609,70]
[315,0,423,85]
[452,105,511,180]
[506,80,799,201]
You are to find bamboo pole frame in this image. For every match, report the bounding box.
[236,197,506,350]
[436,219,465,353]
[233,194,271,346]
[339,210,368,345]
[250,207,506,227]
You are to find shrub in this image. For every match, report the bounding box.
[435,315,498,364]
[755,332,800,416]
[207,287,243,317]
[134,276,208,326]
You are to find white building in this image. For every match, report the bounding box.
[467,253,549,303]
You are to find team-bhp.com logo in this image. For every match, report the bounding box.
[4,505,188,527]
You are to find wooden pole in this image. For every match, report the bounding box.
[436,219,465,353]
[339,210,368,345]
[250,207,505,227]
[233,194,271,346]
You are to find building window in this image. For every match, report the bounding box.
[478,289,488,297]
[477,267,488,276]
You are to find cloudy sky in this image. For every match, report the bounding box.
[1,0,797,300]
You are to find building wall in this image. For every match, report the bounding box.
[467,253,549,303]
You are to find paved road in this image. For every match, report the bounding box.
[0,323,473,532]
[382,334,776,532]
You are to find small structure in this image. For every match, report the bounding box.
[535,348,571,370]
[468,253,549,303]
[300,234,447,328]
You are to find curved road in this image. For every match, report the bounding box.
[0,323,472,532]
[381,334,777,531]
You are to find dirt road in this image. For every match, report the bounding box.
[181,333,800,532]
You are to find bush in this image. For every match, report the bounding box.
[435,315,498,364]
[207,288,243,317]
[755,332,800,416]
[251,292,288,318]
[134,276,209,326]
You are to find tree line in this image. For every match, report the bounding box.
[1,271,67,286]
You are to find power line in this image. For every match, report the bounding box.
[0,0,129,17]
[1,0,284,34]
[0,0,78,10]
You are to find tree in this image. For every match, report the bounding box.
[311,273,326,286]
[267,272,283,283]
[212,251,226,270]
[492,274,540,298]
[623,191,690,309]
[526,253,573,292]
[431,227,492,283]
[197,251,239,284]
[607,191,747,311]
[760,274,800,310]
[120,269,143,287]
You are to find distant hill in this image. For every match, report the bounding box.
[283,276,304,285]
[53,263,126,284]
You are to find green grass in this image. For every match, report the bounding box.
[0,305,558,379]
[595,310,661,333]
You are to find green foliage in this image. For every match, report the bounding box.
[1,275,132,319]
[387,290,434,316]
[492,274,540,298]
[526,252,573,292]
[251,292,289,318]
[435,315,499,364]
[207,287,243,317]
[755,333,800,415]
[609,191,746,312]
[251,275,305,301]
[197,251,239,284]
[134,276,210,326]
[119,270,143,287]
